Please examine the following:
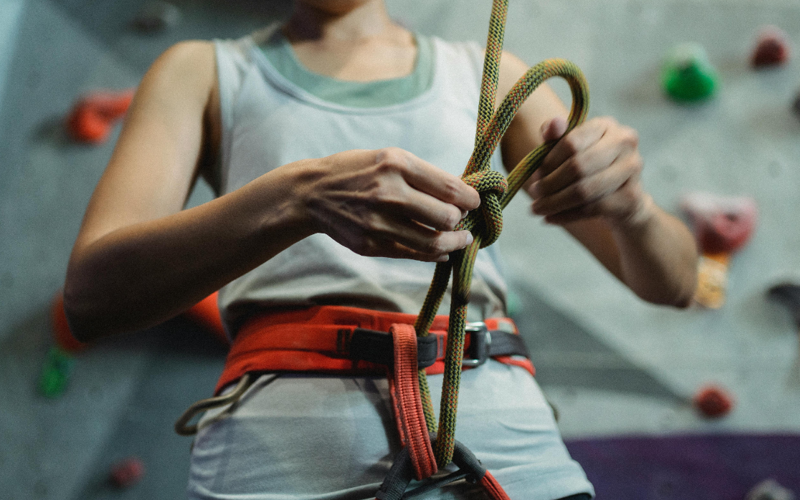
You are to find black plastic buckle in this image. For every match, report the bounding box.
[462,322,492,367]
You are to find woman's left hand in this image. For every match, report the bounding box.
[528,116,649,229]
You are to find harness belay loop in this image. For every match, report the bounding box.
[409,0,591,477]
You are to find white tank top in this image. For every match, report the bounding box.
[213,28,508,335]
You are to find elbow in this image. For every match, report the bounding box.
[63,262,125,343]
[634,268,697,310]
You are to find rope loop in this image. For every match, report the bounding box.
[461,170,508,248]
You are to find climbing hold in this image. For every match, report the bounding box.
[183,292,229,346]
[793,89,800,117]
[751,26,792,68]
[51,291,86,353]
[38,346,75,398]
[746,478,796,500]
[693,385,734,418]
[680,192,758,308]
[133,2,181,33]
[662,43,719,102]
[65,89,134,144]
[110,457,145,488]
[768,282,800,328]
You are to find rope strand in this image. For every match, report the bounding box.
[413,0,590,468]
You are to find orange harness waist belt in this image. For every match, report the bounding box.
[215,305,534,395]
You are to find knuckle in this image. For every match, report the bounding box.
[425,236,446,255]
[358,237,379,257]
[442,208,460,230]
[572,181,592,202]
[598,116,618,129]
[562,136,581,156]
[621,126,639,148]
[568,158,587,178]
[375,148,406,172]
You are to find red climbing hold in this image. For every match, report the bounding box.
[65,89,135,144]
[51,291,86,353]
[109,457,145,488]
[693,385,734,418]
[751,26,792,68]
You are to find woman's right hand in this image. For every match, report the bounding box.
[295,148,480,262]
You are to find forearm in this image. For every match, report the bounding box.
[608,195,698,307]
[64,163,313,341]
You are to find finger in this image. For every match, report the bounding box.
[532,153,638,217]
[364,213,475,258]
[379,149,480,212]
[540,116,568,143]
[530,131,628,200]
[391,183,469,231]
[536,119,608,180]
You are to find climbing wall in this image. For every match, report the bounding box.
[1,0,799,498]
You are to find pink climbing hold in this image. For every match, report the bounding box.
[109,457,145,488]
[680,192,758,255]
[751,25,792,68]
[693,385,734,418]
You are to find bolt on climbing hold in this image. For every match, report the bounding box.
[38,346,75,398]
[751,25,792,68]
[133,2,181,34]
[746,478,796,500]
[680,192,758,309]
[693,385,734,418]
[65,89,135,144]
[662,43,719,102]
[110,457,146,488]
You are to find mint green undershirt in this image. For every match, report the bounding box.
[260,31,433,108]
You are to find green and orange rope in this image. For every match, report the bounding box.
[412,0,590,468]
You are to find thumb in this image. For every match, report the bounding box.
[540,116,568,143]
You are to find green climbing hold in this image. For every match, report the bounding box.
[39,346,75,398]
[662,43,719,102]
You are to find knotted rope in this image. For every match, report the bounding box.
[412,0,590,468]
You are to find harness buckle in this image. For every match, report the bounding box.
[462,322,491,367]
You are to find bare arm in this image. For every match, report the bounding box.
[498,52,697,307]
[65,42,480,342]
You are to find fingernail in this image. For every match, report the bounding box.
[461,209,469,220]
[465,232,474,245]
[437,254,449,262]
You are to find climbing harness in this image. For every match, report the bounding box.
[175,0,589,497]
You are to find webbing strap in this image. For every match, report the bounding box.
[412,0,590,468]
[388,323,437,480]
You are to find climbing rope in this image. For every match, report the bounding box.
[413,0,590,468]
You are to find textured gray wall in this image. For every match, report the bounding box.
[1,1,799,498]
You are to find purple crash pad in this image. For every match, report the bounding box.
[565,433,800,500]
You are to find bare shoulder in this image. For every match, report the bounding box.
[142,40,216,99]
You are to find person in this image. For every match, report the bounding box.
[63,0,698,498]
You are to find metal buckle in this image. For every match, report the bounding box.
[462,322,491,367]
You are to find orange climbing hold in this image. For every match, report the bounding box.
[65,89,135,144]
[751,26,792,68]
[184,291,229,345]
[693,385,734,418]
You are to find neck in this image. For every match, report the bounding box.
[285,1,395,43]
